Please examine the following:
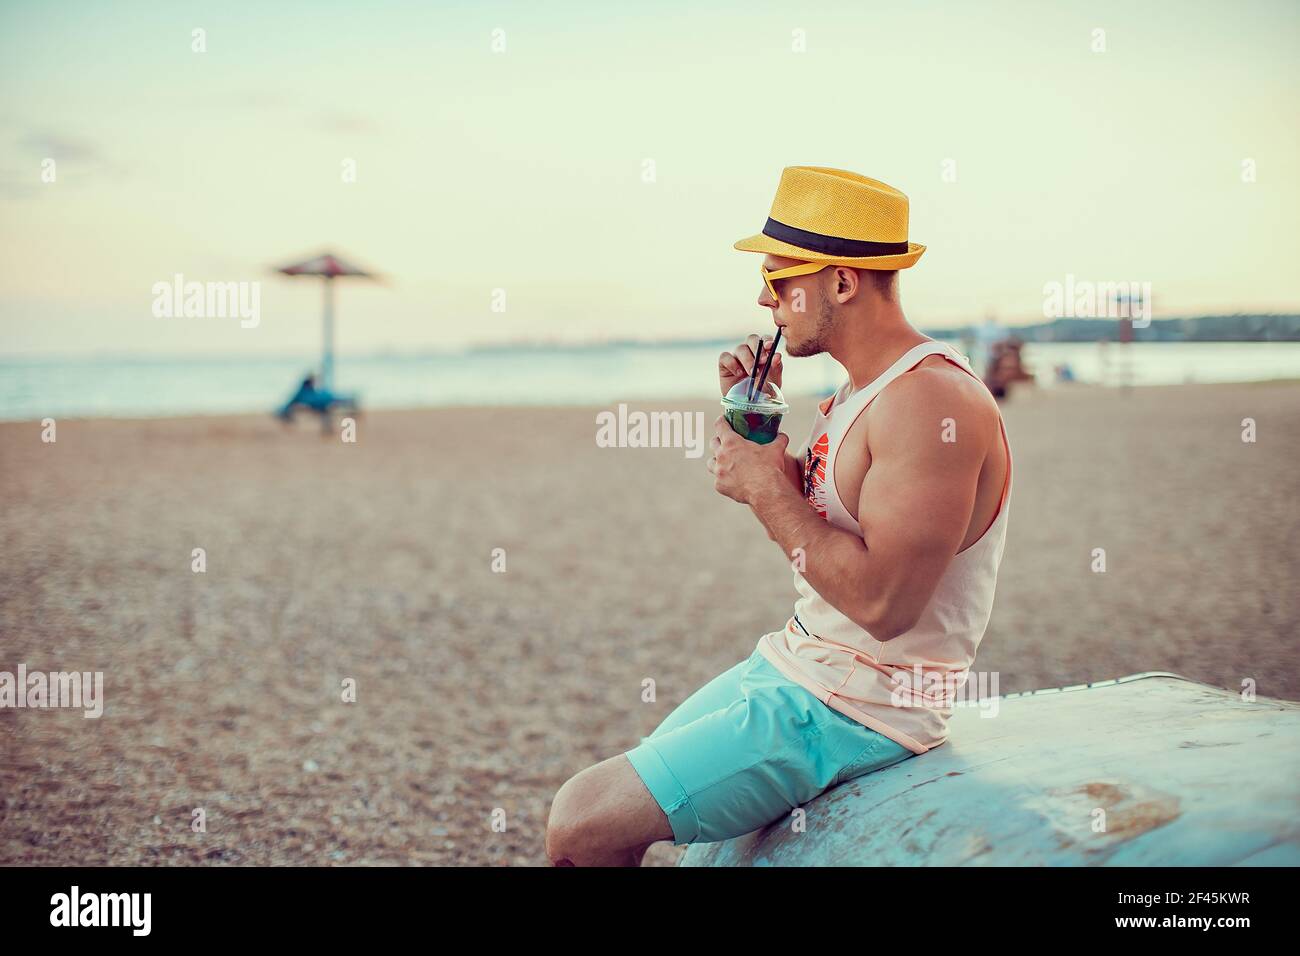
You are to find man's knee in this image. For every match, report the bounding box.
[546,755,672,865]
[545,769,603,865]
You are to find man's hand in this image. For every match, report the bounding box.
[707,416,791,504]
[717,334,801,495]
[718,334,782,397]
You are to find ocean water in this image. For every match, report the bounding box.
[1,341,1297,421]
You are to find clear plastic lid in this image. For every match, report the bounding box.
[722,378,788,413]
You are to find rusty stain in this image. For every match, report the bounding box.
[1097,798,1181,843]
[1065,782,1182,849]
[894,808,938,844]
[1077,781,1125,802]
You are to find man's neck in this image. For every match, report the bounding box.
[828,305,932,391]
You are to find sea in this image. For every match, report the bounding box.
[1,340,1297,422]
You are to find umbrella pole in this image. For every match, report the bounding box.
[321,276,335,392]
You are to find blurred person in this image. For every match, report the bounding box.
[277,374,321,421]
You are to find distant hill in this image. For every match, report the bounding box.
[923,314,1300,343]
[461,313,1300,354]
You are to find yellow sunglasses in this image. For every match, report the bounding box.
[761,261,833,302]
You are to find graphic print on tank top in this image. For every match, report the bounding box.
[803,431,830,519]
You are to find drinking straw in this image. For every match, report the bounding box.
[754,328,783,399]
[746,336,764,401]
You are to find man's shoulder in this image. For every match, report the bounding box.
[878,356,998,418]
[869,355,999,432]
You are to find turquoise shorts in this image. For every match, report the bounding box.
[625,644,915,845]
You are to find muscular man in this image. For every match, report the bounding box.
[546,167,1012,866]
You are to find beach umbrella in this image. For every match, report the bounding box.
[275,251,378,391]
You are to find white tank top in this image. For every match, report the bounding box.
[756,340,1013,753]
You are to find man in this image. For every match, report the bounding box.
[545,166,1012,866]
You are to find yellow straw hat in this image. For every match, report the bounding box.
[734,166,925,269]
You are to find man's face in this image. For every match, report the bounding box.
[758,255,835,358]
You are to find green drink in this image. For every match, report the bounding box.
[721,379,789,445]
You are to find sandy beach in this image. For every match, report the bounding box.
[2,380,1297,867]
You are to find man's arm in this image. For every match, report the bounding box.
[781,449,803,493]
[744,369,994,641]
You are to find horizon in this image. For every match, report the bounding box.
[2,322,1298,379]
[1,311,1296,364]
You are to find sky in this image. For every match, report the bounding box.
[1,0,1297,358]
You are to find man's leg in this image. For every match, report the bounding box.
[546,655,755,866]
[545,754,673,866]
[546,647,922,865]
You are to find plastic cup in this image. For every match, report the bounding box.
[721,379,789,445]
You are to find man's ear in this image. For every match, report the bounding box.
[833,266,860,303]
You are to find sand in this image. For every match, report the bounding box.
[2,380,1297,866]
